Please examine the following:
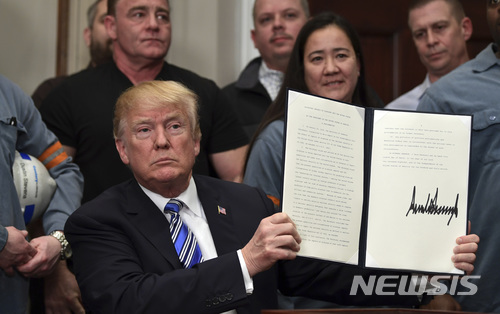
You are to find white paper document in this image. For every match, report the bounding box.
[282,90,471,274]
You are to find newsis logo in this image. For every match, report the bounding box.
[350,275,480,296]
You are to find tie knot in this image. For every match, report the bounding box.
[164,199,183,214]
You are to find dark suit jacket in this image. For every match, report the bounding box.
[65,175,420,313]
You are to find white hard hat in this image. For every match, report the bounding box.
[12,151,57,224]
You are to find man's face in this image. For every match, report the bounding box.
[89,0,113,66]
[487,0,500,57]
[115,104,200,195]
[251,0,307,69]
[107,0,171,63]
[409,0,471,79]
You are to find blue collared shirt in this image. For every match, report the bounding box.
[418,43,500,312]
[0,74,84,314]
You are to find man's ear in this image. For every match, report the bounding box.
[104,15,117,40]
[194,139,200,157]
[461,17,473,42]
[115,138,130,165]
[251,29,258,49]
[83,27,91,47]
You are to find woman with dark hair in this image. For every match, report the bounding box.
[243,11,477,311]
[244,11,383,207]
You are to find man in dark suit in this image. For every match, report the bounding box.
[64,80,478,313]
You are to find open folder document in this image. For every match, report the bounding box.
[282,89,471,275]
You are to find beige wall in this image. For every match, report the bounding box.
[166,0,259,86]
[0,0,259,96]
[0,0,58,95]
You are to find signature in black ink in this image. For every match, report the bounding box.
[406,186,459,226]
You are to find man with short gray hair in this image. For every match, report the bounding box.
[386,0,472,110]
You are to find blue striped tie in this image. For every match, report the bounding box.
[164,199,204,268]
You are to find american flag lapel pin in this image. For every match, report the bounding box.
[218,205,227,215]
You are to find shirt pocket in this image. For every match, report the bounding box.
[0,115,27,163]
[471,108,500,165]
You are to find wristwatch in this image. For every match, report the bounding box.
[49,230,72,260]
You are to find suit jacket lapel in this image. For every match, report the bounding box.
[125,181,183,269]
[194,176,243,256]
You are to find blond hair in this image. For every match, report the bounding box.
[113,80,201,142]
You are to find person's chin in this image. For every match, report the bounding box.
[428,60,449,73]
[317,85,345,99]
[141,46,168,58]
[426,52,446,65]
[154,169,183,183]
[273,41,293,52]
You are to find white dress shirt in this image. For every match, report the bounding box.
[258,61,284,101]
[139,177,253,313]
[385,75,431,111]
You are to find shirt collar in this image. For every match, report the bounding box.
[472,43,500,73]
[139,177,202,217]
[422,74,431,89]
[258,61,284,101]
[259,60,284,79]
[413,74,432,101]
